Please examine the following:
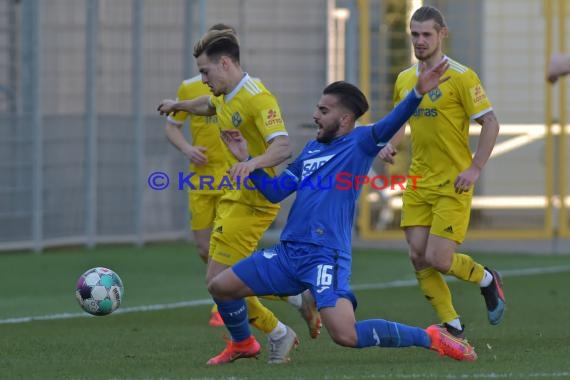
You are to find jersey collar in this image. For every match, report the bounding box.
[225,73,250,102]
[415,55,449,76]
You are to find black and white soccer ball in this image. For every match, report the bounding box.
[75,267,124,316]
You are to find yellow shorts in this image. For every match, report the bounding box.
[209,200,279,266]
[188,192,223,231]
[400,188,472,243]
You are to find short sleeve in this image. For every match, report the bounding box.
[393,74,404,106]
[169,82,190,125]
[457,70,493,119]
[251,93,289,143]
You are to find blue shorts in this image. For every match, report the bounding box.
[233,241,357,310]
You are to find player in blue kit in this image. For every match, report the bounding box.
[206,59,477,364]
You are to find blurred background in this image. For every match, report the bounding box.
[0,0,568,252]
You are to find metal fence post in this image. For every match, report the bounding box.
[199,0,206,34]
[133,0,145,247]
[85,0,99,249]
[184,0,196,79]
[20,0,43,252]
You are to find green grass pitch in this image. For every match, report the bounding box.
[1,242,569,379]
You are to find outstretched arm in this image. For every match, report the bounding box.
[248,169,298,203]
[157,95,216,116]
[228,135,292,181]
[371,59,450,145]
[220,129,297,203]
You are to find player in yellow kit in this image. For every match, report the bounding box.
[165,74,228,327]
[164,24,237,328]
[378,6,505,341]
[158,28,319,364]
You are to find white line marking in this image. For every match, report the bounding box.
[0,299,213,324]
[336,372,570,379]
[351,264,570,290]
[1,265,569,325]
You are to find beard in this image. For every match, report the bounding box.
[414,45,439,61]
[316,121,341,143]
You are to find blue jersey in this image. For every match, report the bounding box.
[279,128,379,251]
[248,89,423,253]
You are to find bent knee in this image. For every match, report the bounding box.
[207,278,223,298]
[329,331,357,347]
[424,253,452,272]
[409,250,428,270]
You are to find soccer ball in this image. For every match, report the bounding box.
[75,267,124,316]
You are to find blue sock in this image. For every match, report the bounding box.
[215,298,251,342]
[355,319,431,348]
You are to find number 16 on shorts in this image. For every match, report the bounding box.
[316,264,333,294]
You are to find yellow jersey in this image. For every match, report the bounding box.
[393,57,493,191]
[168,75,227,193]
[210,73,289,208]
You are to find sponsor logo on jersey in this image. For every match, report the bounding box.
[301,154,335,180]
[262,108,284,128]
[470,84,488,105]
[413,108,438,117]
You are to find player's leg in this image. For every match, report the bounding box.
[238,205,320,337]
[235,247,304,363]
[401,189,458,329]
[421,233,465,334]
[206,264,261,365]
[258,292,320,338]
[319,299,475,361]
[321,298,420,346]
[429,195,506,326]
[208,203,283,335]
[405,224,461,334]
[208,203,298,363]
[308,252,477,362]
[404,190,464,335]
[193,227,224,326]
[189,193,223,326]
[192,228,212,263]
[209,244,303,364]
[189,192,219,262]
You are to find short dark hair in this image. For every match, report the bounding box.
[193,29,240,63]
[322,81,369,120]
[208,23,237,34]
[411,5,447,31]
